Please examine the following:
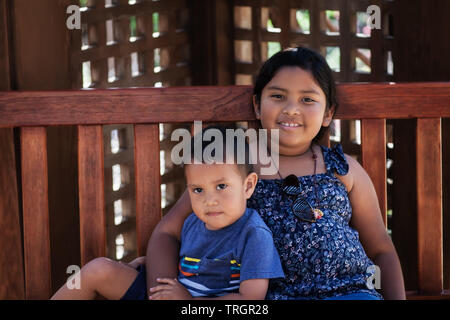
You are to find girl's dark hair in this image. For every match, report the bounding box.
[253,47,339,142]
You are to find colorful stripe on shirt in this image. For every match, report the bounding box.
[178,256,241,297]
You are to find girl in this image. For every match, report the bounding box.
[145,47,406,300]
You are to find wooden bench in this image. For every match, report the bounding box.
[0,82,449,299]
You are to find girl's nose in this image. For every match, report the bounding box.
[282,101,300,116]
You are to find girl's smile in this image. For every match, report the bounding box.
[278,121,303,129]
[254,66,333,156]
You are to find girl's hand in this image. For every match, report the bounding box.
[126,256,146,269]
[149,278,192,300]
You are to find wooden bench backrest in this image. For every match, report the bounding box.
[1,82,449,299]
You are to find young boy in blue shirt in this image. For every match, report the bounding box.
[51,125,284,300]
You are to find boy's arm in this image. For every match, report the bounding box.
[145,189,192,292]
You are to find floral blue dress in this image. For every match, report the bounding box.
[247,144,383,300]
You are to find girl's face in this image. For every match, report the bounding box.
[254,66,334,155]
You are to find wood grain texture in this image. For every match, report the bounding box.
[0,0,12,90]
[10,0,81,296]
[391,119,418,291]
[361,119,387,226]
[20,127,51,299]
[0,0,24,300]
[10,0,72,90]
[0,86,253,127]
[336,83,450,119]
[1,83,449,127]
[0,128,25,299]
[78,125,106,266]
[443,118,450,290]
[134,124,161,256]
[416,118,443,294]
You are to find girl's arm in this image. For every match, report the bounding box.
[343,155,406,300]
[196,279,268,300]
[145,189,192,293]
[149,278,269,300]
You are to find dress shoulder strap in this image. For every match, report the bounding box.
[320,143,349,176]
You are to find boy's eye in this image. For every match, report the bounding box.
[216,184,227,190]
[193,187,203,194]
[270,94,284,99]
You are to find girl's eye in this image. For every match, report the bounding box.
[216,184,227,190]
[193,187,203,194]
[302,97,315,103]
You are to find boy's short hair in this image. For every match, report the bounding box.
[183,125,254,178]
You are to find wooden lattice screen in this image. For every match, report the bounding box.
[70,0,191,262]
[233,0,394,82]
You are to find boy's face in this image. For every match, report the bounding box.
[185,163,258,231]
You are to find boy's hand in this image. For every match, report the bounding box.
[149,278,192,300]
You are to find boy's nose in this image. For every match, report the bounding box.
[204,195,219,206]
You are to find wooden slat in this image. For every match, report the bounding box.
[21,127,51,299]
[134,124,162,256]
[80,0,188,24]
[0,86,254,127]
[215,0,234,85]
[0,0,12,90]
[336,83,450,119]
[0,128,25,299]
[443,118,450,290]
[1,83,450,127]
[361,119,387,226]
[416,118,443,294]
[391,119,418,291]
[0,0,24,299]
[78,125,106,265]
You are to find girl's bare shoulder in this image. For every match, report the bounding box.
[337,152,377,195]
[334,153,359,193]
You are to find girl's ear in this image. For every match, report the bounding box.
[244,172,258,199]
[322,105,336,127]
[252,95,261,120]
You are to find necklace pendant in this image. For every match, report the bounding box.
[313,208,324,220]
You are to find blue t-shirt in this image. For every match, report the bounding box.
[178,208,285,297]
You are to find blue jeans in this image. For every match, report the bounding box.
[324,292,382,300]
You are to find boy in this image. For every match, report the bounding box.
[51,125,284,300]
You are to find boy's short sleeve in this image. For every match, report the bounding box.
[239,226,285,282]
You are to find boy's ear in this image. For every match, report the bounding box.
[252,95,261,120]
[322,105,336,127]
[244,172,258,199]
